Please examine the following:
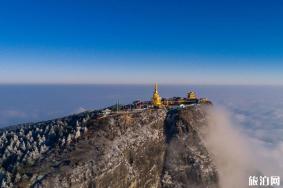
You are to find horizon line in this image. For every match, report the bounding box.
[0,82,283,87]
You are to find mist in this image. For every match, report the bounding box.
[202,107,283,188]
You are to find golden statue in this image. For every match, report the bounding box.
[152,83,162,107]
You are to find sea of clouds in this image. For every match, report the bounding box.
[203,107,283,188]
[199,86,283,188]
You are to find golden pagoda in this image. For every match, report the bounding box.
[152,83,162,108]
[187,91,197,100]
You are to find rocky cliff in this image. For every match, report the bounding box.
[0,105,219,188]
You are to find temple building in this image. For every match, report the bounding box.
[187,91,197,100]
[152,83,162,108]
[149,84,204,109]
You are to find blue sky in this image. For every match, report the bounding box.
[0,0,283,84]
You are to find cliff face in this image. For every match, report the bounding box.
[162,108,218,188]
[0,106,219,188]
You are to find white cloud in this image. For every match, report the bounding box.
[203,106,283,188]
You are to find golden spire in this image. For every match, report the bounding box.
[154,83,158,94]
[152,83,162,108]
